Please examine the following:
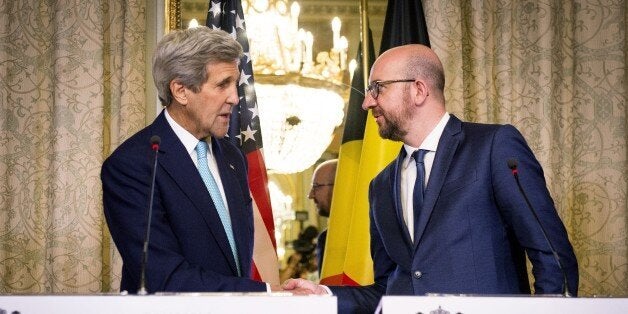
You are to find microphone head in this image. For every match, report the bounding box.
[507,158,518,170]
[150,135,161,145]
[150,135,161,151]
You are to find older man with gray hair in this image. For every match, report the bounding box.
[102,27,281,293]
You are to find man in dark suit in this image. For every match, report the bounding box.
[283,44,578,312]
[308,159,337,271]
[102,27,278,293]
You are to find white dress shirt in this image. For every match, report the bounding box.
[400,113,450,242]
[164,108,230,213]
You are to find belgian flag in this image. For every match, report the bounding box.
[320,31,376,285]
[320,0,431,286]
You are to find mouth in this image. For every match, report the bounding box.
[374,114,385,125]
[217,112,231,121]
[372,109,383,120]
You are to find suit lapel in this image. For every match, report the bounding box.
[371,152,412,270]
[212,138,250,276]
[152,112,239,275]
[414,115,463,248]
[391,148,414,247]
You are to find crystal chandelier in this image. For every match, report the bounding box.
[241,0,351,174]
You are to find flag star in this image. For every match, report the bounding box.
[242,52,251,64]
[230,26,237,39]
[239,69,251,86]
[241,125,258,142]
[235,13,245,30]
[208,1,222,17]
[248,104,259,119]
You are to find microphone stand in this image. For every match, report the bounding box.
[508,159,571,297]
[139,135,161,295]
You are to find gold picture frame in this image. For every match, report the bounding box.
[165,0,181,31]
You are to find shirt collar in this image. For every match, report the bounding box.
[403,113,450,165]
[164,108,212,155]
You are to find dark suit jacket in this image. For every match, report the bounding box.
[330,115,578,313]
[317,229,327,275]
[102,111,266,293]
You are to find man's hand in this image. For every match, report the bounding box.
[282,278,329,295]
[270,284,284,292]
[270,281,325,295]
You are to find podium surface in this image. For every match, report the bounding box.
[377,295,627,314]
[0,293,336,314]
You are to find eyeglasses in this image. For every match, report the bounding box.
[365,79,415,99]
[311,183,334,190]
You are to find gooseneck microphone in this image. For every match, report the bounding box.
[138,135,161,295]
[507,159,570,297]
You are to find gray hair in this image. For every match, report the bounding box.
[152,27,243,106]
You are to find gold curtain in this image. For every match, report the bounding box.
[424,0,626,296]
[0,0,145,292]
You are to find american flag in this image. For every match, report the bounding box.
[206,0,279,285]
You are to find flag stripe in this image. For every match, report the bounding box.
[320,140,363,280]
[206,0,278,284]
[246,150,275,246]
[320,273,360,286]
[321,0,431,286]
[342,116,400,284]
[380,0,431,52]
[320,31,376,285]
[341,40,376,144]
[251,194,280,285]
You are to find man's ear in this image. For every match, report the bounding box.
[413,79,430,105]
[170,80,188,105]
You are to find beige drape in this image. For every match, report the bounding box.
[0,1,145,292]
[0,0,625,296]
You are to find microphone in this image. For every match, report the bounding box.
[138,135,161,295]
[507,158,570,297]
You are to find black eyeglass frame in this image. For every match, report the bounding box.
[365,79,415,99]
[310,183,334,190]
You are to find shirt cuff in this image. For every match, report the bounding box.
[321,285,333,295]
[266,283,271,293]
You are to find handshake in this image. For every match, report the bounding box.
[273,279,331,295]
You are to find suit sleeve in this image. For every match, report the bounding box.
[101,149,265,293]
[490,125,578,295]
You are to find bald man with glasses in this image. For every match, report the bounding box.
[284,44,578,314]
[308,159,338,273]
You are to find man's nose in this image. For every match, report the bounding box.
[362,93,375,110]
[227,84,239,105]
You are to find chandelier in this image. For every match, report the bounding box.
[241,0,353,174]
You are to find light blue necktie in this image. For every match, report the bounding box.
[195,141,241,276]
[412,149,428,242]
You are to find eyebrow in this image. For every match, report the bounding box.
[215,75,237,86]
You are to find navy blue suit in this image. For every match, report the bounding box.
[330,115,578,313]
[317,229,327,275]
[102,111,266,293]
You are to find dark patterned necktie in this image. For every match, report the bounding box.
[412,149,428,240]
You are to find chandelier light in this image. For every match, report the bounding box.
[241,0,351,174]
[256,81,344,173]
